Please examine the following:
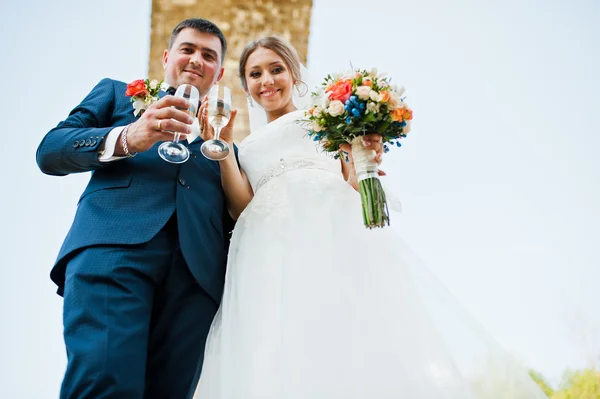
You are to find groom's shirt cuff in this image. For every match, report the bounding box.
[99,126,127,162]
[98,118,200,162]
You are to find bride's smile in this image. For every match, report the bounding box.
[260,88,280,97]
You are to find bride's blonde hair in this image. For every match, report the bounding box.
[239,36,303,91]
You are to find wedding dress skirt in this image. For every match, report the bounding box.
[194,110,547,398]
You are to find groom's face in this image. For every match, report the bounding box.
[162,28,224,97]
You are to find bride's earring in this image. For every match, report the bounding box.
[247,94,254,107]
[295,81,308,97]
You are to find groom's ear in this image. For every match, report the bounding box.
[216,67,225,82]
[162,49,169,69]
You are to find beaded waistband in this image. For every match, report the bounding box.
[255,157,340,192]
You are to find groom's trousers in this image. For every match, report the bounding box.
[60,215,218,399]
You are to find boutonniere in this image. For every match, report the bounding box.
[125,79,170,116]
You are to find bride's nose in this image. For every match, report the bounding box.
[261,72,275,86]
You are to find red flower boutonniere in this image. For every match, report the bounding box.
[125,78,169,116]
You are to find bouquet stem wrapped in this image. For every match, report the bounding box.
[351,137,389,228]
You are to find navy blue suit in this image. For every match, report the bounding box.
[36,78,233,398]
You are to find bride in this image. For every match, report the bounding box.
[193,36,548,398]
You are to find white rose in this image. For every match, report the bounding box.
[366,101,380,114]
[149,79,159,90]
[355,85,371,100]
[369,90,381,102]
[327,100,345,117]
[313,106,323,118]
[387,92,403,111]
[312,121,323,132]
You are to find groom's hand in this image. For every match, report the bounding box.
[120,96,194,154]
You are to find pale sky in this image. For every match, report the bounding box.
[1,0,599,397]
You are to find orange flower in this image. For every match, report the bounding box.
[362,77,373,87]
[379,90,390,103]
[390,107,413,122]
[326,79,353,104]
[390,108,404,122]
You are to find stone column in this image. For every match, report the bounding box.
[149,0,313,142]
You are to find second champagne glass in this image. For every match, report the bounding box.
[157,84,199,164]
[201,85,231,161]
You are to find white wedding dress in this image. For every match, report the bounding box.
[194,110,547,398]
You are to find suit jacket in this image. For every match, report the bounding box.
[36,78,233,301]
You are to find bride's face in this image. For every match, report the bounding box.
[245,47,296,118]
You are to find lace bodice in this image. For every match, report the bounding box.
[238,110,342,193]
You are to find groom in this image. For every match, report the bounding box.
[36,18,233,398]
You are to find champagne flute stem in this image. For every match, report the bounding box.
[214,125,222,142]
[173,133,181,143]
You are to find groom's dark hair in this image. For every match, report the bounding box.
[169,18,227,62]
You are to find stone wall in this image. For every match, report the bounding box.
[149,0,313,142]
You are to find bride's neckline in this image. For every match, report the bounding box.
[240,109,306,146]
[265,109,305,126]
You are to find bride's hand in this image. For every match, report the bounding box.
[339,133,386,176]
[198,98,238,145]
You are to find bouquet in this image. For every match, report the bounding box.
[305,68,413,228]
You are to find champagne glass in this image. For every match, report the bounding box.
[201,85,231,161]
[158,84,199,164]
